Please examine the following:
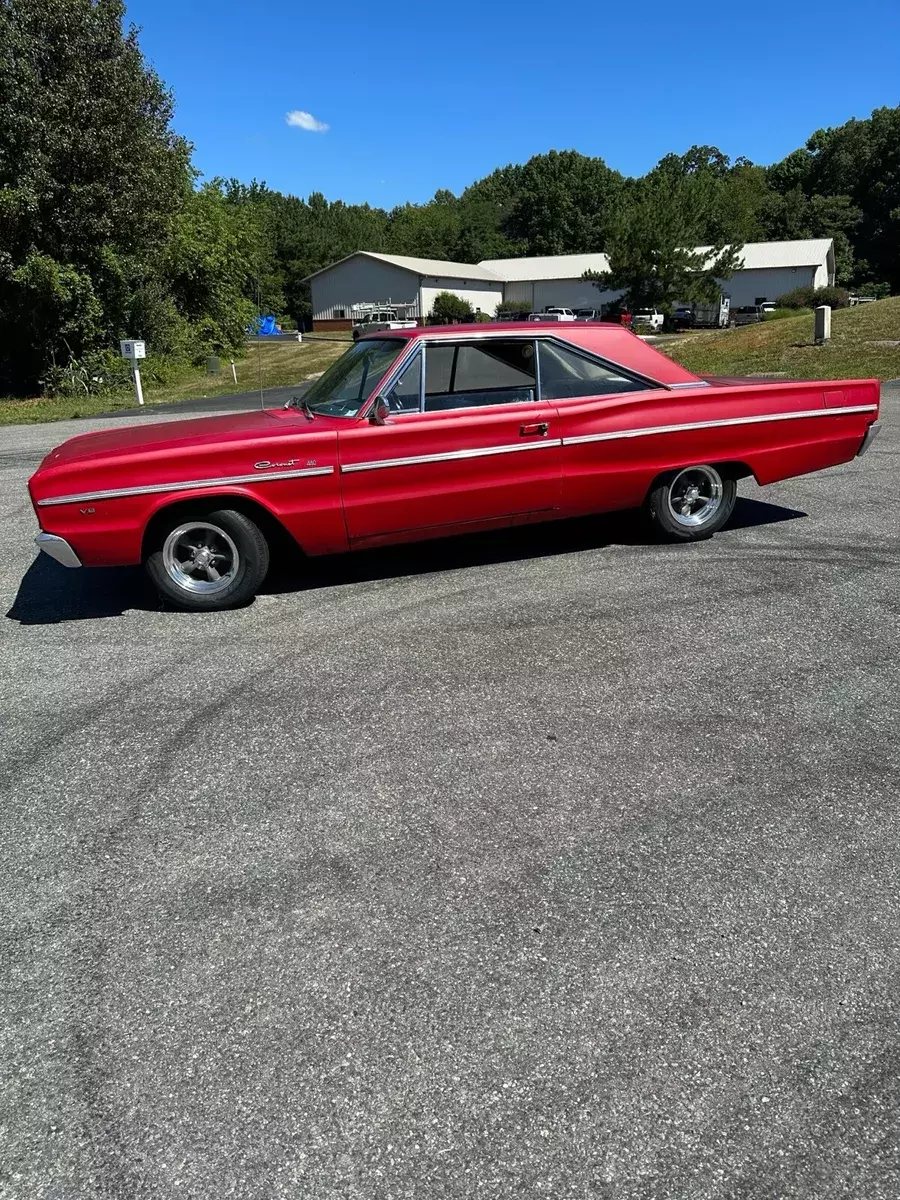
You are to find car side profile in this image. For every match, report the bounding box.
[29,322,880,611]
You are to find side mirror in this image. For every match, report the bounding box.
[369,395,390,425]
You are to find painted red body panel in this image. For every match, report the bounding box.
[28,323,880,568]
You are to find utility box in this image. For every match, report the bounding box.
[120,339,146,360]
[814,305,831,344]
[205,356,221,375]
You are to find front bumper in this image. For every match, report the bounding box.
[35,532,82,568]
[857,421,881,458]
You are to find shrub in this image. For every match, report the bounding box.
[496,298,529,315]
[776,286,851,310]
[428,291,474,324]
[762,307,807,321]
[472,310,492,323]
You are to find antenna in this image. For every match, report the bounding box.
[257,271,264,411]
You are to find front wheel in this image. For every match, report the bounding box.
[647,465,737,542]
[145,508,270,610]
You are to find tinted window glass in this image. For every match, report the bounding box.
[538,341,647,401]
[387,350,421,413]
[424,340,537,412]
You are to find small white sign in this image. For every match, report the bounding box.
[120,339,146,360]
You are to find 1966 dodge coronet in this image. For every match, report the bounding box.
[28,322,881,611]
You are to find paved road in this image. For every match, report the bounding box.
[2,392,899,1198]
[94,381,306,419]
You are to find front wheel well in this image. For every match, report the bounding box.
[141,494,301,561]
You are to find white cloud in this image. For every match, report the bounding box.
[285,110,330,133]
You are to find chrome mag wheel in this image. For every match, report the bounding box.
[666,465,724,528]
[162,521,239,595]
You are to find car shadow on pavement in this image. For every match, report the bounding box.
[262,495,807,598]
[7,496,805,625]
[6,557,159,625]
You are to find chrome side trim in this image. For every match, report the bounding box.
[561,404,879,447]
[669,381,712,389]
[341,438,563,474]
[36,465,334,508]
[35,532,82,568]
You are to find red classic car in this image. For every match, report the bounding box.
[28,322,881,611]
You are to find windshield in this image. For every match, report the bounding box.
[295,338,407,417]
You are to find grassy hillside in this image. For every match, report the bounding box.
[663,297,900,381]
[0,336,351,426]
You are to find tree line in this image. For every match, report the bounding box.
[1,0,898,396]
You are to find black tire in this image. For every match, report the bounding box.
[145,507,270,611]
[647,465,737,542]
[352,328,360,341]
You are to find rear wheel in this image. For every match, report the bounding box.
[145,508,269,610]
[647,465,736,542]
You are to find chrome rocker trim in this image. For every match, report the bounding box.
[35,532,82,568]
[36,465,334,508]
[561,404,878,447]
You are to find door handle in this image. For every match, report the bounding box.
[520,422,550,437]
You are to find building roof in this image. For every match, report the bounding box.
[480,239,834,281]
[303,251,503,283]
[306,239,835,287]
[478,253,611,281]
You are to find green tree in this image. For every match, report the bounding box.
[428,291,474,324]
[0,0,193,393]
[506,150,624,255]
[584,175,742,312]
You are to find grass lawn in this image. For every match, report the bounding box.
[662,297,900,381]
[0,335,351,426]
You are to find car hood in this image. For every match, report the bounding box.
[29,405,349,510]
[40,406,345,467]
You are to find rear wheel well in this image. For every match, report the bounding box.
[141,495,301,561]
[644,459,754,502]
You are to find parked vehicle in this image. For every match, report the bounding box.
[849,295,877,305]
[759,302,777,314]
[543,307,577,321]
[632,309,665,331]
[29,322,880,611]
[731,305,765,326]
[600,309,633,331]
[527,311,568,322]
[496,309,531,322]
[351,303,417,340]
[574,308,600,321]
[673,296,731,329]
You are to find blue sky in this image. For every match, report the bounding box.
[126,0,899,208]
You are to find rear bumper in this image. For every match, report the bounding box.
[35,532,82,568]
[857,421,881,458]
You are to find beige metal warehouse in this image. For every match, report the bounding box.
[306,240,836,330]
[305,252,503,330]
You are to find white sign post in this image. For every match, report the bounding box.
[120,340,146,406]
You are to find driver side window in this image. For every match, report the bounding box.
[386,349,422,413]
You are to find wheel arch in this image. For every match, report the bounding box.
[141,491,302,561]
[643,458,756,503]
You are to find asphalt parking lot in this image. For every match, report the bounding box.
[2,389,899,1199]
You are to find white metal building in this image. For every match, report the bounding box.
[479,241,837,311]
[305,252,503,328]
[306,240,835,328]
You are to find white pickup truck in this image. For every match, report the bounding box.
[632,308,665,331]
[352,307,418,340]
[543,307,577,322]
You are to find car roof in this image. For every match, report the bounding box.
[360,321,701,386]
